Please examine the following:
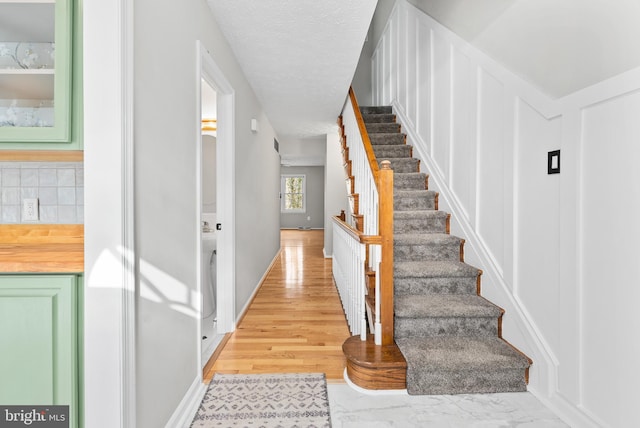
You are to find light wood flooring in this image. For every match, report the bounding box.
[204,229,351,383]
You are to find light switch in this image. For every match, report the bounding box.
[548,150,560,174]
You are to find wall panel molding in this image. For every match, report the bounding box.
[372,1,640,426]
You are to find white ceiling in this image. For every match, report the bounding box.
[205,0,640,140]
[206,0,377,141]
[408,0,640,98]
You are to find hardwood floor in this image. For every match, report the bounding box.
[204,229,351,383]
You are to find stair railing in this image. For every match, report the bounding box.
[332,87,394,346]
[332,212,372,340]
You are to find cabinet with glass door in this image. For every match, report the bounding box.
[0,0,72,143]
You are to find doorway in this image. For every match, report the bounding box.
[200,79,221,365]
[197,41,236,371]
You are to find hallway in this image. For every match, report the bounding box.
[201,229,567,426]
[205,229,351,382]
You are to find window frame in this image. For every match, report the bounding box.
[280,174,306,213]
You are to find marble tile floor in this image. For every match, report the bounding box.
[327,384,568,428]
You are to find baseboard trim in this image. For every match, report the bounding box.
[529,388,605,428]
[280,227,325,230]
[235,248,282,326]
[202,332,233,377]
[343,369,408,396]
[323,248,332,259]
[164,376,207,428]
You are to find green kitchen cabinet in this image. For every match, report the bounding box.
[0,0,83,149]
[0,274,81,428]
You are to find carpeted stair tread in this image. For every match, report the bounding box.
[361,106,393,114]
[395,233,463,262]
[395,260,480,295]
[395,233,462,246]
[362,113,396,123]
[395,277,478,295]
[396,336,530,394]
[378,158,420,172]
[395,190,437,211]
[395,210,448,234]
[369,133,406,145]
[395,189,436,198]
[395,260,480,279]
[393,169,426,185]
[366,122,401,134]
[396,336,531,372]
[394,294,501,338]
[372,145,412,158]
[395,210,448,220]
[395,294,502,318]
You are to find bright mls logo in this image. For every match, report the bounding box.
[0,406,68,428]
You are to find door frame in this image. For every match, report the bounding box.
[83,0,135,426]
[195,40,236,373]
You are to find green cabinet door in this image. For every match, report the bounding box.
[0,275,79,428]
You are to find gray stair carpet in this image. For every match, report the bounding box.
[360,105,531,395]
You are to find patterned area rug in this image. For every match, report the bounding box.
[191,373,331,427]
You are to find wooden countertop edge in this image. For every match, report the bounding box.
[0,225,84,273]
[0,224,84,244]
[0,264,84,274]
[0,150,83,162]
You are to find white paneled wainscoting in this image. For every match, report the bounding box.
[370,2,640,427]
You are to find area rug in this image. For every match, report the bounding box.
[190,373,331,427]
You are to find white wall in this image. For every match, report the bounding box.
[279,136,326,166]
[406,0,640,99]
[280,166,325,229]
[366,2,640,427]
[84,0,281,426]
[323,131,349,256]
[133,2,281,426]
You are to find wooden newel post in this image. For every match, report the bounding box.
[378,160,394,345]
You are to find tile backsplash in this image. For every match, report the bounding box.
[0,161,83,224]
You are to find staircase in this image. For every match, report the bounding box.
[355,105,532,395]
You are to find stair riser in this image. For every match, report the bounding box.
[394,242,461,262]
[396,176,427,190]
[369,134,405,145]
[395,317,498,338]
[395,276,477,295]
[394,195,436,211]
[362,114,396,123]
[373,146,412,158]
[388,160,421,174]
[395,217,447,234]
[366,123,401,134]
[405,368,527,395]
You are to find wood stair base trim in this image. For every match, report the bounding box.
[343,335,407,390]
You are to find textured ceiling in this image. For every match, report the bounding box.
[207,0,377,141]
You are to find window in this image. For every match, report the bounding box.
[281,174,306,213]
